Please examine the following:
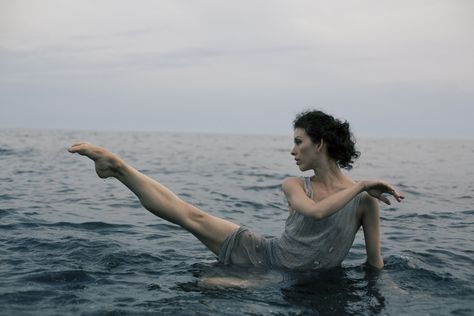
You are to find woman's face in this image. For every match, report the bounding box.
[291,128,320,171]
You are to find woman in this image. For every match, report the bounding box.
[68,110,403,272]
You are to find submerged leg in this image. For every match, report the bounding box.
[68,142,239,255]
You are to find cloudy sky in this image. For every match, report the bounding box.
[1,0,473,138]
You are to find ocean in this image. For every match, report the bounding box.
[1,128,473,315]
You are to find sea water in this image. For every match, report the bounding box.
[1,129,473,315]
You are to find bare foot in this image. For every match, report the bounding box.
[198,276,253,288]
[68,142,124,179]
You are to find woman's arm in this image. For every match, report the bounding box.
[282,177,364,220]
[360,193,384,269]
[282,178,403,220]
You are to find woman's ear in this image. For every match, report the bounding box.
[316,138,324,152]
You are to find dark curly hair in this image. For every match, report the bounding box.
[293,110,360,170]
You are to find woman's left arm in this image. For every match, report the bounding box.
[361,194,384,269]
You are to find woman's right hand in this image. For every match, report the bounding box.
[359,180,405,205]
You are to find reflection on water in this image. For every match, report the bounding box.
[280,266,385,315]
[188,263,386,315]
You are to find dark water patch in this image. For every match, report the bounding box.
[0,147,16,156]
[0,290,57,305]
[0,222,42,230]
[235,170,279,179]
[0,177,13,183]
[48,293,90,305]
[141,232,169,240]
[21,270,96,285]
[393,212,439,220]
[266,202,287,211]
[425,248,474,266]
[385,255,473,298]
[433,211,462,219]
[461,210,474,215]
[21,210,40,217]
[179,192,194,199]
[280,267,386,316]
[98,251,163,271]
[209,190,230,198]
[147,283,161,291]
[233,200,266,210]
[55,187,75,194]
[13,170,38,175]
[5,237,64,252]
[0,194,18,200]
[242,183,282,191]
[219,207,245,214]
[2,221,136,235]
[0,208,18,218]
[452,308,474,316]
[449,222,473,228]
[107,202,142,209]
[46,221,135,233]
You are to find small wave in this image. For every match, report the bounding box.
[99,251,163,270]
[394,213,438,220]
[242,184,282,191]
[49,293,89,305]
[385,254,474,297]
[13,170,38,175]
[0,194,18,201]
[0,148,16,156]
[46,221,134,232]
[233,200,266,210]
[0,290,57,305]
[146,222,181,231]
[235,170,280,179]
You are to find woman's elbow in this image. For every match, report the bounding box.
[311,211,324,220]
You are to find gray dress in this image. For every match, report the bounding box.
[218,177,363,270]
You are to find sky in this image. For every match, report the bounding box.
[1,0,473,138]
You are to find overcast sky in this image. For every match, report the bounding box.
[1,0,473,138]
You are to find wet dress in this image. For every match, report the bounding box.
[218,176,363,270]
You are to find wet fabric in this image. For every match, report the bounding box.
[218,176,362,270]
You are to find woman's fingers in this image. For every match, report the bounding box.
[367,181,405,204]
[378,194,391,205]
[389,189,405,202]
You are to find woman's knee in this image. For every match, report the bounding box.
[182,203,209,231]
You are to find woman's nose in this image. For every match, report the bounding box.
[290,146,296,156]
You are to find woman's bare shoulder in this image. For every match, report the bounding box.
[282,176,304,192]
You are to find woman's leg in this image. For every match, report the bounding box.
[68,142,239,255]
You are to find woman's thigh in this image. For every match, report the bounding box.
[181,202,240,255]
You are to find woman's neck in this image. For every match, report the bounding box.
[311,159,352,189]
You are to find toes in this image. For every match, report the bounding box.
[68,144,84,153]
[68,142,90,153]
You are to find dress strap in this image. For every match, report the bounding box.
[302,176,314,199]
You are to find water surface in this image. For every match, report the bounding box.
[1,129,473,315]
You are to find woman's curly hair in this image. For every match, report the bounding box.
[293,110,360,170]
